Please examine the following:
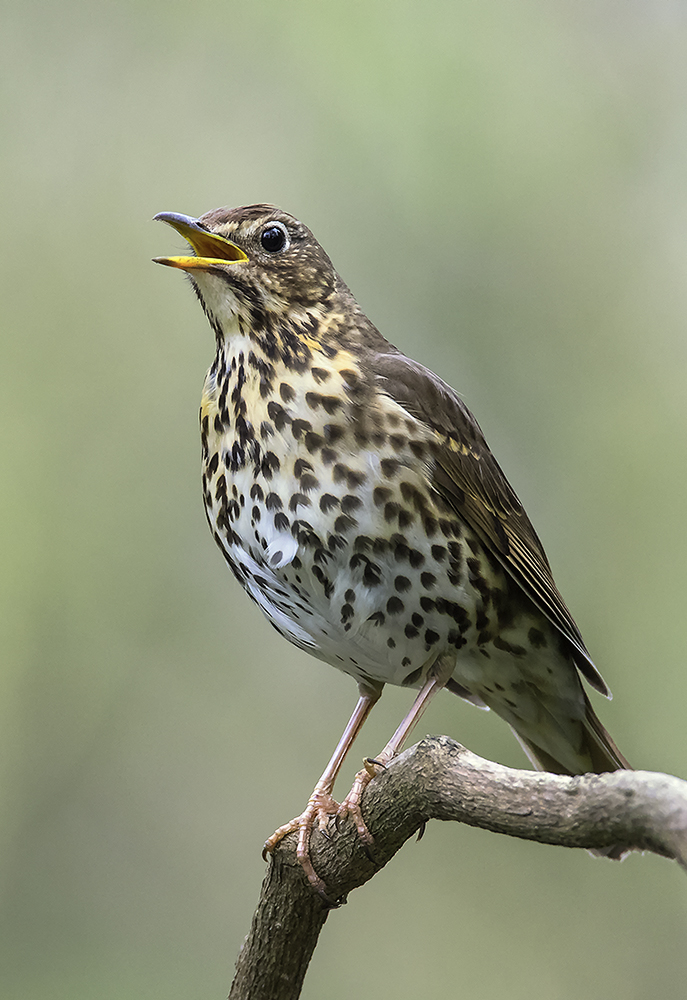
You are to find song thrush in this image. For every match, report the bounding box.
[154,204,629,894]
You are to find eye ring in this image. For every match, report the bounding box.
[260,222,290,254]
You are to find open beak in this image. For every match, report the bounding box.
[153,212,248,271]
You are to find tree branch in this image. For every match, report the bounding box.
[228,736,687,1000]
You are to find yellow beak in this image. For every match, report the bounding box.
[153,212,248,270]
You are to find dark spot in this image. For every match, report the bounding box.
[251,505,261,522]
[265,492,282,510]
[493,636,527,656]
[261,452,280,479]
[363,562,382,586]
[300,474,319,492]
[334,514,356,533]
[324,424,345,444]
[424,629,440,646]
[420,597,435,612]
[291,418,312,440]
[384,501,401,522]
[404,623,419,639]
[387,637,396,648]
[367,611,385,626]
[305,392,322,410]
[289,493,311,512]
[394,542,410,562]
[448,630,467,649]
[294,458,313,477]
[411,613,423,627]
[267,400,291,431]
[398,509,414,529]
[274,512,290,531]
[279,382,294,403]
[320,447,337,465]
[528,628,547,649]
[394,575,411,592]
[250,483,264,501]
[341,494,363,514]
[305,431,325,453]
[401,656,412,667]
[321,396,342,415]
[347,470,367,488]
[340,603,354,622]
[390,434,407,451]
[386,596,404,614]
[431,545,447,562]
[373,487,392,506]
[420,572,437,589]
[214,474,227,500]
[319,493,339,513]
[409,441,425,459]
[311,367,330,384]
[380,458,400,478]
[339,368,359,389]
[420,514,437,537]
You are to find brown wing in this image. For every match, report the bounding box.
[372,351,609,696]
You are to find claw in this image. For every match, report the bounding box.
[262,785,342,894]
[363,756,385,777]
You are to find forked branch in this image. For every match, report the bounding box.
[228,736,687,1000]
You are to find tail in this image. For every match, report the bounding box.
[513,691,631,860]
[515,690,630,776]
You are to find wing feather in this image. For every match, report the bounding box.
[372,351,609,696]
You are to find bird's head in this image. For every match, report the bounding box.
[154,205,339,332]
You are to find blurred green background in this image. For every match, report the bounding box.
[2,2,687,997]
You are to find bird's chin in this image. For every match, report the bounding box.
[189,271,245,335]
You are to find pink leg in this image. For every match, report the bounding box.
[262,685,382,895]
[339,655,455,842]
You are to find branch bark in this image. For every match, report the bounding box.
[228,736,687,1000]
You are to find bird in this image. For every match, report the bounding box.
[154,204,630,895]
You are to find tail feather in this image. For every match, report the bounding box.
[513,691,630,776]
[512,693,631,861]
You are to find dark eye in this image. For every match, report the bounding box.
[260,223,289,253]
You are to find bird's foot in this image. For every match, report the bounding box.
[262,784,341,898]
[337,753,391,847]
